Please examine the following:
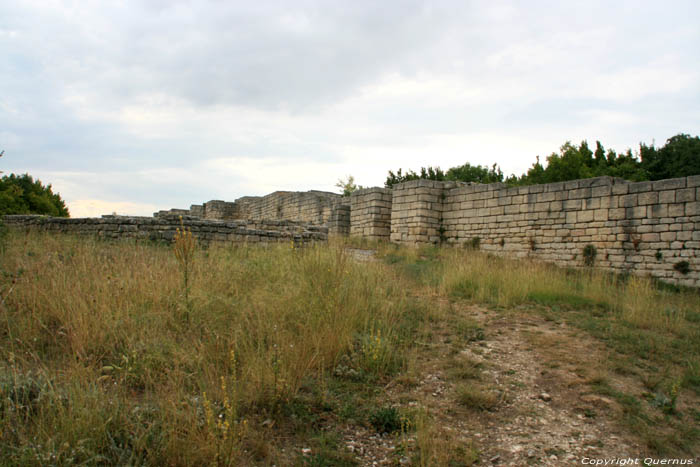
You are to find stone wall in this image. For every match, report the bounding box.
[389,180,464,244]
[3,215,327,245]
[350,188,392,240]
[155,191,351,233]
[436,175,699,287]
[14,174,699,287]
[241,191,345,225]
[328,203,351,236]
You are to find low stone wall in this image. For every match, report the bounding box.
[350,188,392,240]
[3,215,327,245]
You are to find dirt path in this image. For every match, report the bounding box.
[342,302,646,466]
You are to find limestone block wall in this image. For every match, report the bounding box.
[154,208,191,218]
[248,191,343,225]
[190,205,204,218]
[328,202,351,236]
[3,215,326,245]
[440,175,700,287]
[390,180,463,245]
[202,200,238,220]
[350,188,392,240]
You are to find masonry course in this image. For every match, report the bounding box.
[4,175,698,287]
[2,215,327,245]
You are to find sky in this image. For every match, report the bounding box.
[1,1,699,217]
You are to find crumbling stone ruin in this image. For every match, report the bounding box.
[4,175,699,287]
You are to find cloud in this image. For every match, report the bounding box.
[1,1,699,216]
[69,199,160,218]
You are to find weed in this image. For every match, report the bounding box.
[455,383,500,411]
[631,234,641,251]
[173,216,196,318]
[469,237,480,250]
[673,261,690,275]
[528,237,536,251]
[582,244,597,267]
[369,406,402,433]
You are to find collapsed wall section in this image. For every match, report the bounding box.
[350,188,392,240]
[3,215,327,245]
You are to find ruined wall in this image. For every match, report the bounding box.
[159,191,351,232]
[28,174,699,286]
[328,203,351,236]
[241,191,344,225]
[437,175,700,287]
[350,188,392,240]
[202,200,238,220]
[389,180,464,244]
[3,215,327,245]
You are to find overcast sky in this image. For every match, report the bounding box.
[1,1,699,217]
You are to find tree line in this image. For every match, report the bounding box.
[384,133,700,188]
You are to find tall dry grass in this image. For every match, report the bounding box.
[0,231,411,465]
[439,248,695,334]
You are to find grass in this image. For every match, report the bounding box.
[455,383,501,411]
[1,230,698,462]
[384,245,700,456]
[0,231,416,465]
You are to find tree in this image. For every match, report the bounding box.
[335,175,364,197]
[641,134,700,180]
[385,166,445,188]
[445,162,504,184]
[0,173,70,217]
[382,133,698,190]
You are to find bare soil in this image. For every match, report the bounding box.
[339,302,660,466]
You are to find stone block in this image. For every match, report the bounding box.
[620,194,638,207]
[592,185,612,197]
[594,209,609,221]
[584,198,601,209]
[626,206,647,219]
[537,192,556,202]
[568,188,592,199]
[686,202,700,216]
[577,210,594,222]
[638,192,658,205]
[629,181,653,193]
[658,190,676,203]
[653,178,686,190]
[677,188,696,203]
[649,204,668,218]
[612,183,629,195]
[563,199,582,211]
[668,203,685,217]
